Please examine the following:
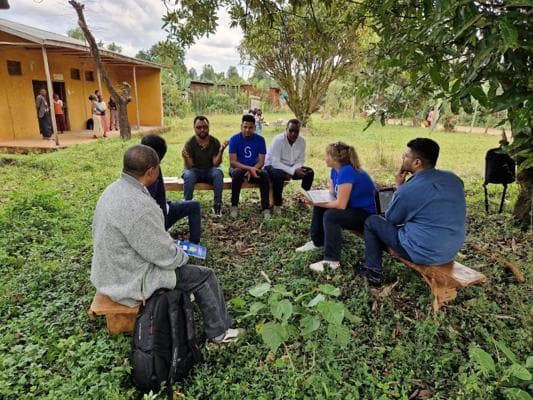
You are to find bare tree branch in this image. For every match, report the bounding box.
[69,0,132,139]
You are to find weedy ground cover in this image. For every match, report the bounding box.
[0,114,531,399]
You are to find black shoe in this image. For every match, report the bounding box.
[361,268,383,288]
[212,204,222,216]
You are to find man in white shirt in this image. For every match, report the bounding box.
[265,119,314,213]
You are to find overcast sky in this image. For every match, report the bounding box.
[2,0,252,78]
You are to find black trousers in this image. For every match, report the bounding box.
[230,167,270,210]
[265,166,314,206]
[311,206,371,261]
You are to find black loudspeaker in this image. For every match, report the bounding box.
[484,146,516,213]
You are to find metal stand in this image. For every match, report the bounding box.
[484,183,508,213]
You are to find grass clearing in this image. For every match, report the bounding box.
[0,114,531,399]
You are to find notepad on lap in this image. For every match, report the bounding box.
[175,240,207,259]
[304,189,336,203]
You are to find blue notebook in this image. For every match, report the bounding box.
[175,240,207,260]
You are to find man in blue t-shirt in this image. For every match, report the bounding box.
[228,114,270,218]
[362,138,466,286]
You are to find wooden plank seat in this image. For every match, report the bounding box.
[164,177,288,207]
[351,230,487,312]
[88,292,140,335]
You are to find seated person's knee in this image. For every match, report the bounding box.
[212,168,224,179]
[231,168,245,178]
[323,209,339,224]
[364,214,380,230]
[183,169,197,182]
[191,200,201,212]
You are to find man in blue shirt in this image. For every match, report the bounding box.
[228,114,270,218]
[141,135,201,244]
[362,138,466,286]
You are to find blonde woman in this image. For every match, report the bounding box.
[296,142,376,272]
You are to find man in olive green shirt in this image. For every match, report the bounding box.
[182,116,228,215]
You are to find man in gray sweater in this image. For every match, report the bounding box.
[91,144,243,343]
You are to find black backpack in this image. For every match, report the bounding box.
[131,288,202,394]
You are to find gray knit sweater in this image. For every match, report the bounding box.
[91,173,189,307]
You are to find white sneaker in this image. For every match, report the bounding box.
[230,206,239,218]
[212,328,246,343]
[273,206,282,216]
[212,204,222,217]
[296,241,321,252]
[262,209,272,220]
[309,260,341,273]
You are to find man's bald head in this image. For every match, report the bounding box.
[123,144,159,178]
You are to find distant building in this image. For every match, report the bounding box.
[189,80,281,108]
[0,18,163,140]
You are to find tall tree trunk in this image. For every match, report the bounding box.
[69,1,131,139]
[513,169,532,229]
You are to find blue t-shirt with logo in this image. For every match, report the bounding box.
[331,164,376,213]
[228,132,267,167]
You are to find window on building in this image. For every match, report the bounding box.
[85,70,94,81]
[7,60,22,75]
[70,68,81,80]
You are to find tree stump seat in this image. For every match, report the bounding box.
[351,230,487,311]
[164,177,288,207]
[88,292,140,335]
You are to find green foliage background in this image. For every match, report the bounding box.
[0,114,531,399]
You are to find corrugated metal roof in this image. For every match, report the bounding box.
[0,18,87,46]
[0,18,162,69]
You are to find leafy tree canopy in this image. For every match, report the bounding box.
[240,1,368,124]
[188,67,198,80]
[66,26,84,40]
[362,0,532,224]
[199,64,216,82]
[106,42,122,53]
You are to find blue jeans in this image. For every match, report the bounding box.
[175,264,230,339]
[311,206,371,261]
[265,166,314,206]
[182,167,224,207]
[166,200,201,244]
[363,215,411,275]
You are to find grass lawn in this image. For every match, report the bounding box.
[0,113,531,399]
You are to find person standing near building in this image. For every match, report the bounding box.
[53,93,66,134]
[254,108,263,135]
[90,94,107,138]
[96,95,109,136]
[35,88,53,139]
[109,96,119,131]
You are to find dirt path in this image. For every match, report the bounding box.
[386,118,509,136]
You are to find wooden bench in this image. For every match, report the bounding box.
[88,292,140,335]
[164,177,287,207]
[351,230,487,312]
